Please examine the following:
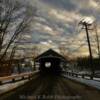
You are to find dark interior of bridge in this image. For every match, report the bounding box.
[39,57,62,74]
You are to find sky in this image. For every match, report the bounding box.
[20,0,100,57]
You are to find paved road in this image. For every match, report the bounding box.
[1,73,100,100]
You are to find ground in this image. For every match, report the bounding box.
[0,73,100,100]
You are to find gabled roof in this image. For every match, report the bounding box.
[35,49,66,61]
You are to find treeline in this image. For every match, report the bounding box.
[0,0,36,76]
[77,57,100,71]
[0,0,36,63]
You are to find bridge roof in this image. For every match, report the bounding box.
[35,49,67,61]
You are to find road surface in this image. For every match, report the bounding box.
[1,73,100,100]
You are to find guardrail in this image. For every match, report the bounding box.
[63,71,100,81]
[0,72,36,85]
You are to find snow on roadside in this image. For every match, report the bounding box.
[0,79,28,95]
[63,74,100,90]
[0,71,39,95]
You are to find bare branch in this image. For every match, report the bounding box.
[0,0,36,62]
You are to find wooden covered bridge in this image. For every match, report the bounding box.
[0,49,100,100]
[34,49,67,74]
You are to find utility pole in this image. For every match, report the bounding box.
[79,21,94,79]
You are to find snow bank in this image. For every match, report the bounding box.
[63,74,100,90]
[0,80,28,95]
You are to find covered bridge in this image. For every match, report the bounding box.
[34,49,67,74]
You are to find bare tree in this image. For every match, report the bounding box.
[32,45,40,71]
[0,0,36,63]
[58,44,68,58]
[32,45,40,59]
[93,23,100,58]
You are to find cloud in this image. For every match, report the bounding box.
[33,22,60,36]
[49,8,82,23]
[18,0,100,57]
[89,0,98,9]
[22,34,32,39]
[40,0,77,11]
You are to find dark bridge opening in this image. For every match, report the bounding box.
[39,57,62,74]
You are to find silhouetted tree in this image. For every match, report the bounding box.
[32,45,40,59]
[0,0,37,64]
[77,56,100,71]
[93,23,100,58]
[59,44,68,57]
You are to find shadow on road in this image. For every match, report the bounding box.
[1,73,100,100]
